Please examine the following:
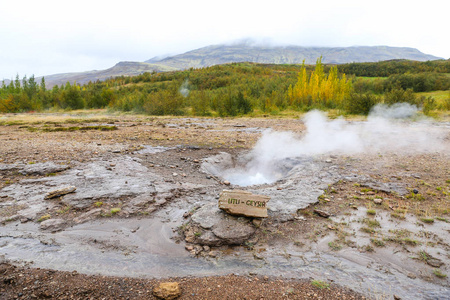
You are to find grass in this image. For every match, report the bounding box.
[94,201,104,207]
[28,125,117,132]
[37,214,51,222]
[311,280,330,289]
[360,227,376,234]
[328,241,342,251]
[110,207,121,215]
[370,238,385,247]
[366,209,376,215]
[363,218,380,228]
[56,206,71,214]
[420,217,435,224]
[433,269,447,278]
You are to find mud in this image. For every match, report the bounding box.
[0,115,449,299]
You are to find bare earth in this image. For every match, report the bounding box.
[0,113,449,299]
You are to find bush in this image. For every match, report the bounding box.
[344,93,379,115]
[384,88,418,106]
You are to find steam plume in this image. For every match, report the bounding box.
[223,103,448,186]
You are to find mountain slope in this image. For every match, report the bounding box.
[146,44,442,69]
[35,62,177,88]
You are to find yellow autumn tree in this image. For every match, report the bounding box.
[288,57,352,109]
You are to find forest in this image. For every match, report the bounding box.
[1,59,449,116]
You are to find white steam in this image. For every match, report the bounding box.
[179,79,189,97]
[223,103,448,186]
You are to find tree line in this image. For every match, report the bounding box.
[1,60,449,116]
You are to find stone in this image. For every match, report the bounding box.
[212,218,256,245]
[191,204,223,229]
[39,219,67,232]
[153,282,181,300]
[427,258,444,268]
[373,198,383,205]
[73,208,103,224]
[314,209,331,218]
[218,189,270,218]
[44,186,76,200]
[20,162,69,176]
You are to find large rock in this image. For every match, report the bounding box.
[39,219,67,232]
[153,282,181,300]
[20,162,70,176]
[218,189,270,218]
[184,204,256,247]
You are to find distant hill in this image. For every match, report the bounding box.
[145,44,442,68]
[34,62,176,88]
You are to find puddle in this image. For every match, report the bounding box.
[1,213,448,299]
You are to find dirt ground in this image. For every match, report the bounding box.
[0,112,449,299]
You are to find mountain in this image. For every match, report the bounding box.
[145,44,442,68]
[2,44,442,88]
[36,62,176,88]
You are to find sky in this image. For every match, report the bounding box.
[1,0,449,80]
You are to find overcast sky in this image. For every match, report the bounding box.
[1,0,449,80]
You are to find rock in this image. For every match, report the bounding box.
[212,218,256,245]
[427,258,444,268]
[153,282,181,300]
[314,209,331,218]
[44,186,76,200]
[252,219,262,227]
[20,162,69,176]
[373,198,383,205]
[218,189,270,218]
[191,204,223,229]
[39,219,67,232]
[223,180,231,186]
[186,203,257,246]
[73,208,103,224]
[413,189,419,194]
[195,231,222,246]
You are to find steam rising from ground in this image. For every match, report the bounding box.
[223,104,448,186]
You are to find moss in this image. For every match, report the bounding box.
[110,207,121,214]
[311,280,330,289]
[37,214,51,222]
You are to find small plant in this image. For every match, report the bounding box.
[110,207,121,215]
[418,250,430,262]
[420,217,435,224]
[367,209,376,215]
[328,241,342,251]
[370,238,385,247]
[28,161,35,165]
[46,173,57,177]
[435,217,448,222]
[57,206,70,214]
[37,214,51,222]
[433,269,447,278]
[362,244,374,252]
[403,237,420,246]
[311,280,330,289]
[360,227,376,234]
[194,232,202,237]
[363,218,380,228]
[94,201,104,207]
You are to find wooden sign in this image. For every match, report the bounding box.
[218,189,270,218]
